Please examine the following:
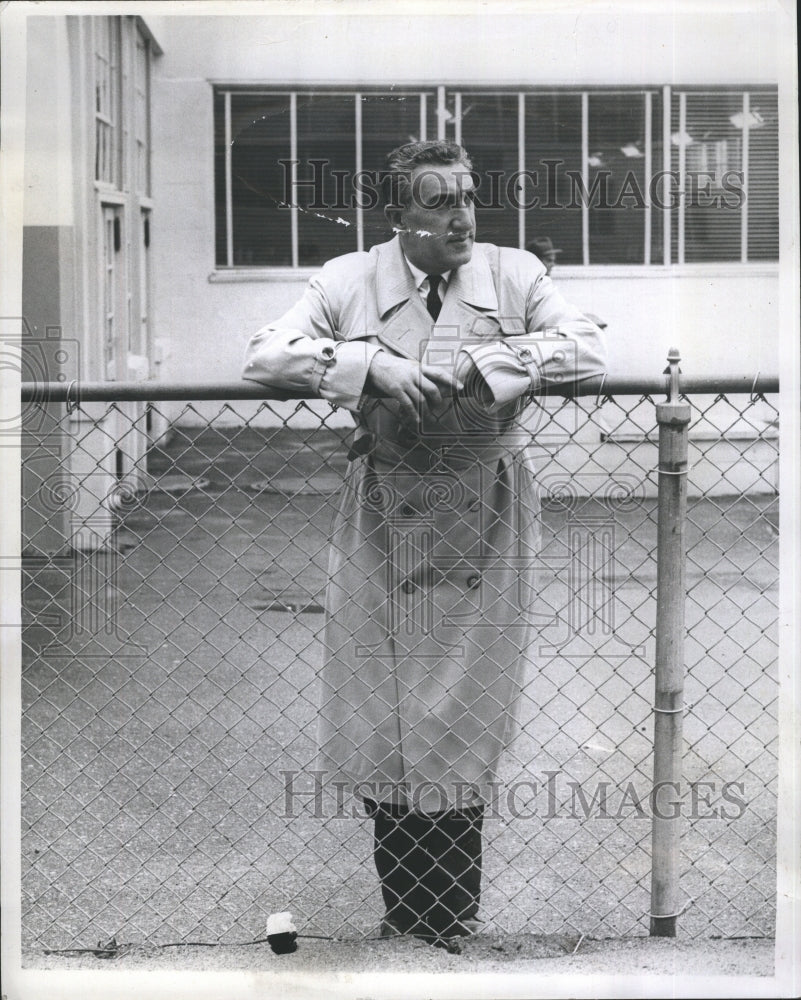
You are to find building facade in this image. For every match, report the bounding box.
[18,7,782,548]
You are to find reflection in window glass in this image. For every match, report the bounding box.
[360,94,426,249]
[459,93,519,250]
[672,92,743,263]
[649,111,666,267]
[587,92,657,264]
[296,94,358,267]
[524,93,583,265]
[222,94,292,267]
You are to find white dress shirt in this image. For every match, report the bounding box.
[402,255,451,312]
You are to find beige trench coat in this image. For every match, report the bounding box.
[244,237,607,812]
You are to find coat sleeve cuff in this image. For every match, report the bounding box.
[317,340,384,411]
[457,340,542,411]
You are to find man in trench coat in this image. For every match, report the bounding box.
[243,141,607,945]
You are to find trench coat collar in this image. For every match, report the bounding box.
[374,237,498,318]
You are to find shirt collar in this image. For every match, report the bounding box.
[402,253,451,289]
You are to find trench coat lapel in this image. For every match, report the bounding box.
[374,239,504,361]
[435,244,504,344]
[375,236,416,318]
[374,238,430,360]
[442,243,498,315]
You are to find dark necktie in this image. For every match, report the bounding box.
[426,275,443,321]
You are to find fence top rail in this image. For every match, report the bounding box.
[19,374,778,404]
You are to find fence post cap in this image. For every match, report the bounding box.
[662,348,683,403]
[655,400,691,424]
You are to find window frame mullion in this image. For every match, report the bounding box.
[741,92,750,263]
[290,92,299,269]
[224,90,233,268]
[662,85,671,266]
[677,91,687,265]
[644,90,652,266]
[518,92,525,250]
[355,93,364,253]
[581,91,589,266]
[436,86,446,140]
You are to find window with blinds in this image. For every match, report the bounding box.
[672,90,778,263]
[213,87,779,269]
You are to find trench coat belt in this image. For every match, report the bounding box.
[363,436,526,472]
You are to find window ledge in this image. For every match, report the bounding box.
[554,262,780,278]
[209,268,317,283]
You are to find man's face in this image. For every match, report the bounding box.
[542,252,556,275]
[388,162,476,275]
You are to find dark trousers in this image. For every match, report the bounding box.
[364,799,484,937]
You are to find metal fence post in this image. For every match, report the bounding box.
[650,347,691,937]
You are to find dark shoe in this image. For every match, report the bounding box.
[454,918,483,935]
[380,915,467,953]
[407,923,464,954]
[424,918,483,938]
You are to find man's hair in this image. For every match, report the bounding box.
[383,141,473,208]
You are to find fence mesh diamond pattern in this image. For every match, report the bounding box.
[20,388,778,954]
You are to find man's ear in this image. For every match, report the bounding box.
[384,205,405,233]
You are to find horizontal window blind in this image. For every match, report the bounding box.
[745,92,779,262]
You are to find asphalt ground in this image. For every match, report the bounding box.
[20,423,779,968]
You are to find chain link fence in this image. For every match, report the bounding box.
[19,374,778,955]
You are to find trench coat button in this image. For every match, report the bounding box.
[402,579,415,594]
[467,574,481,589]
[517,348,533,362]
[320,345,336,362]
